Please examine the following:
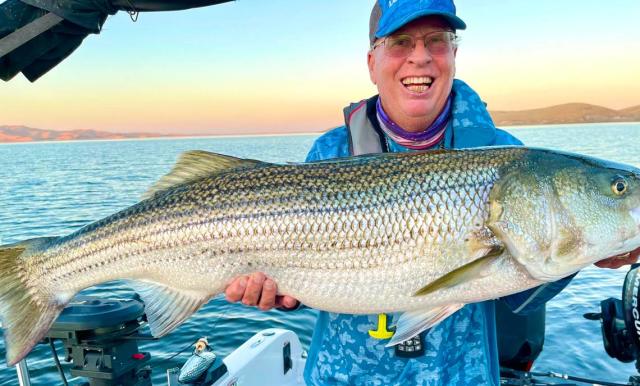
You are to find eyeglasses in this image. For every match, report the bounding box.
[372,31,458,58]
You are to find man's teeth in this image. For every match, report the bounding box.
[402,76,433,85]
[406,85,428,92]
[402,76,433,92]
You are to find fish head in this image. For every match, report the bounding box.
[488,149,640,282]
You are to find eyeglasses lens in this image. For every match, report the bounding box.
[385,32,455,58]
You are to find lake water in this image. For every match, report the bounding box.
[0,123,639,385]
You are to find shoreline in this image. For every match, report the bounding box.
[1,121,639,145]
[503,121,640,130]
[0,131,326,145]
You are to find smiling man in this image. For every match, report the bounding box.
[225,1,639,384]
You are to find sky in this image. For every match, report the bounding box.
[1,0,639,135]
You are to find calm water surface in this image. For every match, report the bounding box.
[0,123,639,384]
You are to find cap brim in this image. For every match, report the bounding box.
[376,10,466,39]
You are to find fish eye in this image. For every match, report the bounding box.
[611,177,628,196]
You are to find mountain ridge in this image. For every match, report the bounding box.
[2,103,640,143]
[0,125,170,143]
[489,103,640,126]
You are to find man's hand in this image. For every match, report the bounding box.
[595,247,640,269]
[224,272,299,311]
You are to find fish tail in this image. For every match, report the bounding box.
[0,237,64,366]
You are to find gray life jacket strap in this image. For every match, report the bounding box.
[344,95,388,156]
[0,12,64,59]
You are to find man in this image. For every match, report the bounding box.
[226,1,638,384]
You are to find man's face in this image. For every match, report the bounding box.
[368,16,457,132]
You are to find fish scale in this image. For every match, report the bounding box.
[3,146,640,364]
[33,148,511,298]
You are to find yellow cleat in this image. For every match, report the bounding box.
[368,313,394,340]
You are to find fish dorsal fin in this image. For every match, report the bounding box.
[386,304,464,347]
[128,280,212,337]
[143,150,266,200]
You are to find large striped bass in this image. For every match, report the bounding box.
[1,147,640,365]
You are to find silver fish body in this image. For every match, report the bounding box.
[2,146,640,364]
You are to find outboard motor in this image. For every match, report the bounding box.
[45,296,151,386]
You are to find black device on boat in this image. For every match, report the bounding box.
[496,299,546,372]
[585,264,640,367]
[45,295,152,386]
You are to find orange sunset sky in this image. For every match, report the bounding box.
[1,0,639,135]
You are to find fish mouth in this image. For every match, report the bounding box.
[401,76,434,93]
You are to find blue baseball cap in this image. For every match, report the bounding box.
[369,0,467,43]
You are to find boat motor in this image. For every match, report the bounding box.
[45,295,152,386]
[585,264,640,374]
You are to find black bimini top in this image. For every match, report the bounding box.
[0,0,234,82]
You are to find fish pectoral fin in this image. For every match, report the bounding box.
[386,304,464,347]
[143,150,268,200]
[128,280,212,337]
[413,246,503,297]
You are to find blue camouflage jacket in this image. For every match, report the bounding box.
[302,79,573,385]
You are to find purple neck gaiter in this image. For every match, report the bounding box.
[376,94,452,149]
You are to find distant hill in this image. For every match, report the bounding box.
[0,125,168,143]
[620,105,640,119]
[490,103,640,126]
[3,103,640,143]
